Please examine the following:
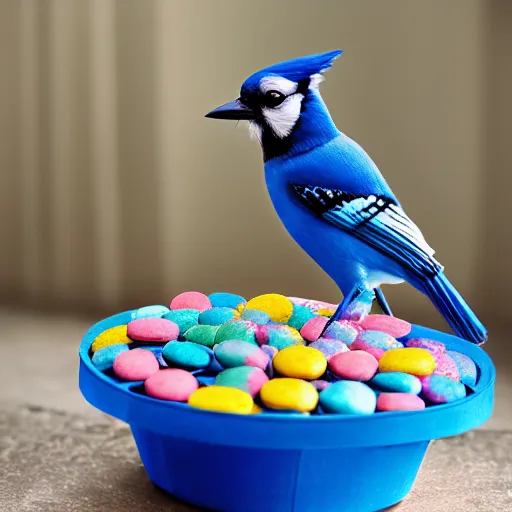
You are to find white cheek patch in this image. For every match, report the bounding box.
[262,93,304,139]
[259,76,298,96]
[247,121,262,143]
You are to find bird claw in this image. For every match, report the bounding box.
[319,285,376,337]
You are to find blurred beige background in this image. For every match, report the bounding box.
[0,0,511,333]
[1,5,512,509]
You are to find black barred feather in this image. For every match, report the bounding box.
[291,184,442,278]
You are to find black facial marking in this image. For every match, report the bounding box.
[243,76,316,161]
[261,84,316,161]
[296,78,310,96]
[239,94,256,109]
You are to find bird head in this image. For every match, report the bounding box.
[206,50,342,160]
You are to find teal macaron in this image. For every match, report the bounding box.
[199,307,238,326]
[164,309,199,335]
[215,320,258,345]
[162,341,212,369]
[320,380,376,415]
[241,309,271,325]
[132,304,170,320]
[369,372,422,395]
[287,304,315,331]
[92,344,129,372]
[215,366,268,397]
[208,292,246,309]
[184,325,220,348]
[214,340,269,370]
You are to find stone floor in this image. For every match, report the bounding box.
[1,402,511,512]
[0,308,511,511]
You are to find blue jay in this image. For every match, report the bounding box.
[206,50,487,345]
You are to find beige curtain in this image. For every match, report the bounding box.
[1,0,508,326]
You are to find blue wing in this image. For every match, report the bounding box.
[291,184,443,278]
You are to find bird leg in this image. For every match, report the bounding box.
[320,283,374,336]
[374,287,393,316]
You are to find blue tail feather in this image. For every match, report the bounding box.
[422,273,487,345]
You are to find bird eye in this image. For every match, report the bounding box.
[264,90,286,108]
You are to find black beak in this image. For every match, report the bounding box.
[205,98,255,120]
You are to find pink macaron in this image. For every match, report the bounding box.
[360,315,412,338]
[113,348,160,381]
[349,339,386,361]
[144,368,199,401]
[376,392,426,412]
[127,317,179,343]
[433,353,460,382]
[300,316,328,342]
[170,291,212,312]
[329,350,379,381]
[406,338,445,356]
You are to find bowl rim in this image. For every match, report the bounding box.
[79,310,495,449]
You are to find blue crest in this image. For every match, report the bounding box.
[243,50,342,90]
[260,50,342,81]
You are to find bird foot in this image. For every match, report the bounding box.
[320,285,375,337]
[375,287,394,316]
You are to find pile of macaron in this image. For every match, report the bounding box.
[89,291,478,415]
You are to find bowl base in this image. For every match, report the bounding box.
[132,426,428,512]
[80,313,495,512]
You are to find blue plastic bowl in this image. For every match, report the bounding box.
[79,312,495,512]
